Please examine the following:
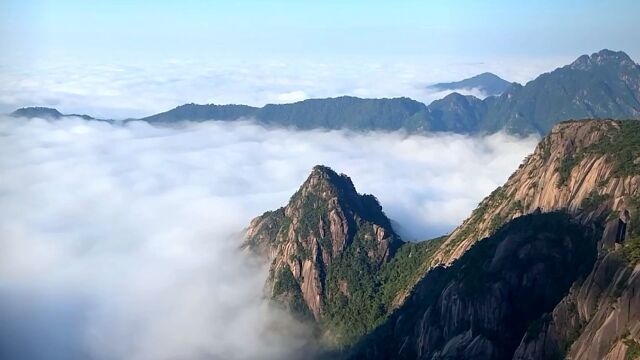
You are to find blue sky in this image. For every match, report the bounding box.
[2,0,639,64]
[1,0,639,116]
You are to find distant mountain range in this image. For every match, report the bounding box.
[10,49,640,136]
[428,72,513,97]
[10,107,96,121]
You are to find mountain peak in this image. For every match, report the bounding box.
[300,165,358,198]
[429,72,512,97]
[570,49,636,70]
[244,166,401,329]
[10,106,97,121]
[11,107,63,119]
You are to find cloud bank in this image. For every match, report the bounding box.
[0,117,538,359]
[0,56,568,118]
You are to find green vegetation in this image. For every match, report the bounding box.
[580,190,611,212]
[243,209,285,251]
[558,154,582,186]
[587,121,640,178]
[350,212,599,359]
[540,138,552,161]
[322,235,445,347]
[513,200,525,212]
[557,121,640,187]
[624,338,640,360]
[626,197,640,238]
[619,197,640,265]
[272,266,314,321]
[378,237,445,307]
[442,186,511,257]
[622,236,640,265]
[324,232,384,345]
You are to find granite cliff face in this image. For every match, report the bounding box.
[347,119,640,359]
[349,213,600,359]
[433,119,640,266]
[243,120,640,358]
[243,165,404,344]
[513,251,640,360]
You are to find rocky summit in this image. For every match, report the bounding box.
[243,165,406,345]
[243,119,640,359]
[347,119,640,360]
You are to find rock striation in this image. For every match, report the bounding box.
[243,166,402,336]
[348,119,640,359]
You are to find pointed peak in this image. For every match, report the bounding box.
[303,165,357,195]
[473,72,504,80]
[311,164,337,176]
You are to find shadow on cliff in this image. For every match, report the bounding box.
[342,212,600,360]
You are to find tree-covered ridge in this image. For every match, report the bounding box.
[16,50,640,136]
[139,50,640,136]
[323,236,445,346]
[142,96,431,131]
[144,50,640,136]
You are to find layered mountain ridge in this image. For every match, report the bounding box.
[243,119,640,359]
[11,50,640,136]
[347,119,640,359]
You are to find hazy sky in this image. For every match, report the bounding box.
[2,0,639,65]
[1,1,639,117]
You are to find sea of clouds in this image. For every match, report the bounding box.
[0,116,538,359]
[0,56,568,118]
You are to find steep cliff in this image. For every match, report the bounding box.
[244,166,415,345]
[433,119,640,266]
[347,119,640,359]
[513,249,640,360]
[349,213,599,359]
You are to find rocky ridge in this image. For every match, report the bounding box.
[348,119,640,360]
[243,165,404,344]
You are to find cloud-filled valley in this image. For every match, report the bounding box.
[0,116,538,359]
[0,57,569,119]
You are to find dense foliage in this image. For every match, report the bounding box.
[125,50,640,136]
[580,190,612,212]
[624,338,640,360]
[322,235,445,346]
[587,121,640,177]
[622,236,640,265]
[272,266,314,321]
[557,120,640,186]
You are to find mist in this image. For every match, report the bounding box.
[0,116,538,359]
[0,57,566,118]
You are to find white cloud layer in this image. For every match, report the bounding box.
[0,56,569,118]
[0,116,538,359]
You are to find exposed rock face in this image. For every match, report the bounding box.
[433,119,640,267]
[243,165,402,322]
[348,213,600,359]
[346,119,640,359]
[513,251,640,360]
